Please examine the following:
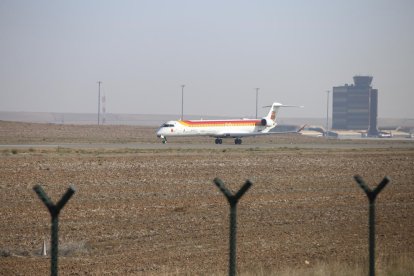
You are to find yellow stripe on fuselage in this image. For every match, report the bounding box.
[178,120,261,128]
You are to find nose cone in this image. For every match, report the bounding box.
[156,128,163,138]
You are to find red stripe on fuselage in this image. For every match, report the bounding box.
[180,120,262,127]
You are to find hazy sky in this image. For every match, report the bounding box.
[1,0,413,119]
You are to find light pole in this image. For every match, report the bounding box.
[181,84,185,120]
[326,90,330,137]
[255,88,259,119]
[97,81,102,125]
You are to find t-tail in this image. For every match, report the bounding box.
[260,103,282,132]
[260,103,303,133]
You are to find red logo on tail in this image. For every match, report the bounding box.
[270,111,276,120]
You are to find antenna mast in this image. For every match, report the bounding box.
[97,81,102,125]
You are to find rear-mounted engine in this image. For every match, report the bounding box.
[261,118,272,127]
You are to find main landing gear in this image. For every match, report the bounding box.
[214,138,243,144]
[234,138,242,145]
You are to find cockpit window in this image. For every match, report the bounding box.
[161,123,174,128]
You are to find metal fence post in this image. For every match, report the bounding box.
[33,185,76,276]
[213,178,253,276]
[354,175,390,276]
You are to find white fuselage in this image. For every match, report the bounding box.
[156,102,291,144]
[156,119,270,138]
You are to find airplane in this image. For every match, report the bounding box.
[156,102,303,144]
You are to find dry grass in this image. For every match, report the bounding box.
[135,254,414,275]
[0,121,413,275]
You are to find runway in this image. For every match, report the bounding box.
[1,140,414,150]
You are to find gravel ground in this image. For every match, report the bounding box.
[0,121,413,275]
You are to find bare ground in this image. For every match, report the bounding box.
[0,121,413,275]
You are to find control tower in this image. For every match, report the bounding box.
[332,76,379,135]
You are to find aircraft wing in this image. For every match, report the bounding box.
[211,125,305,138]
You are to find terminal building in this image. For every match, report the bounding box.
[332,76,379,135]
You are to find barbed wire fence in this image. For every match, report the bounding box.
[32,175,391,276]
[33,185,76,276]
[354,175,390,276]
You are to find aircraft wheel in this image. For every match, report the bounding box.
[235,138,242,145]
[215,138,219,144]
[218,139,223,144]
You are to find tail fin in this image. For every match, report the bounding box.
[261,103,283,128]
[261,102,303,130]
[265,103,282,123]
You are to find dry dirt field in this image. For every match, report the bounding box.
[0,121,414,275]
